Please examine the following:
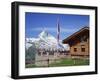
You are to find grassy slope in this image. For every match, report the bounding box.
[26,58,89,68]
[49,58,89,67]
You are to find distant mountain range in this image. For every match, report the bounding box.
[25,30,69,51]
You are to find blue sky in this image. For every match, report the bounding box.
[25,12,89,40]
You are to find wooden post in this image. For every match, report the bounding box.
[74,59,76,65]
[47,59,49,67]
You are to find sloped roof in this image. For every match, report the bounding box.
[63,27,89,43]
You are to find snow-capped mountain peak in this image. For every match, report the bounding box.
[26,30,69,50]
[39,30,48,38]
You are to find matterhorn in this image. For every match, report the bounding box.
[26,29,68,51]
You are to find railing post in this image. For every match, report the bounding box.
[47,59,49,67]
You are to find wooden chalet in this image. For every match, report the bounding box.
[63,27,89,58]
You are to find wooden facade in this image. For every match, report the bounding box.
[63,27,89,58]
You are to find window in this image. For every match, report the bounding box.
[81,48,85,52]
[38,52,41,56]
[74,48,77,52]
[49,51,54,55]
[80,35,88,42]
[43,51,47,55]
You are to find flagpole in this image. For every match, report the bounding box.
[57,18,60,52]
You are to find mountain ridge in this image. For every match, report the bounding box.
[26,30,69,51]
